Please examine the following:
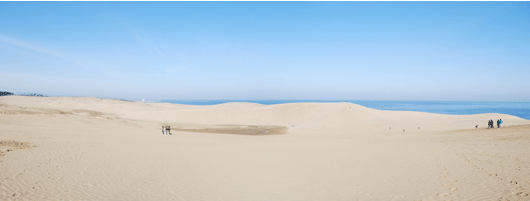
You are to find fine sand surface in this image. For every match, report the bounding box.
[1,96,530,200]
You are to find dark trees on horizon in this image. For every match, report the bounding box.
[0,91,14,96]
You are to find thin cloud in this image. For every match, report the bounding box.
[0,34,67,60]
[99,6,166,58]
[124,24,166,58]
[0,34,125,77]
[0,34,92,70]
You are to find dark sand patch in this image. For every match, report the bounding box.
[173,124,287,135]
[0,105,117,120]
[0,140,35,157]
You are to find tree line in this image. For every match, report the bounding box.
[0,91,48,97]
[0,91,132,102]
[0,91,14,96]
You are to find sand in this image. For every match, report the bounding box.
[1,96,529,200]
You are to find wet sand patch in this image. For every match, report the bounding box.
[173,124,288,135]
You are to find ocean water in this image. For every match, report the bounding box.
[161,100,530,120]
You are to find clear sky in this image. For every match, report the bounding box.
[1,2,529,101]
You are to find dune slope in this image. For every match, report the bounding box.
[1,96,529,200]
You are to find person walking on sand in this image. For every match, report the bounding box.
[487,120,491,128]
[166,125,171,135]
[500,119,503,127]
[162,126,165,134]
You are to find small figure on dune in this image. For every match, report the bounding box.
[162,126,165,134]
[475,125,478,129]
[500,119,503,127]
[403,129,405,132]
[166,125,171,135]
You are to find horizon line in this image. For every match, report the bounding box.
[3,95,530,103]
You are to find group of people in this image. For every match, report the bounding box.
[162,125,172,135]
[487,119,502,129]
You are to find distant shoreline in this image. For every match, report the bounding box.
[1,95,529,120]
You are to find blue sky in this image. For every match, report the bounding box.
[1,2,529,101]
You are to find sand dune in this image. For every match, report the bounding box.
[1,96,529,200]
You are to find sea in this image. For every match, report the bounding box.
[160,100,530,120]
